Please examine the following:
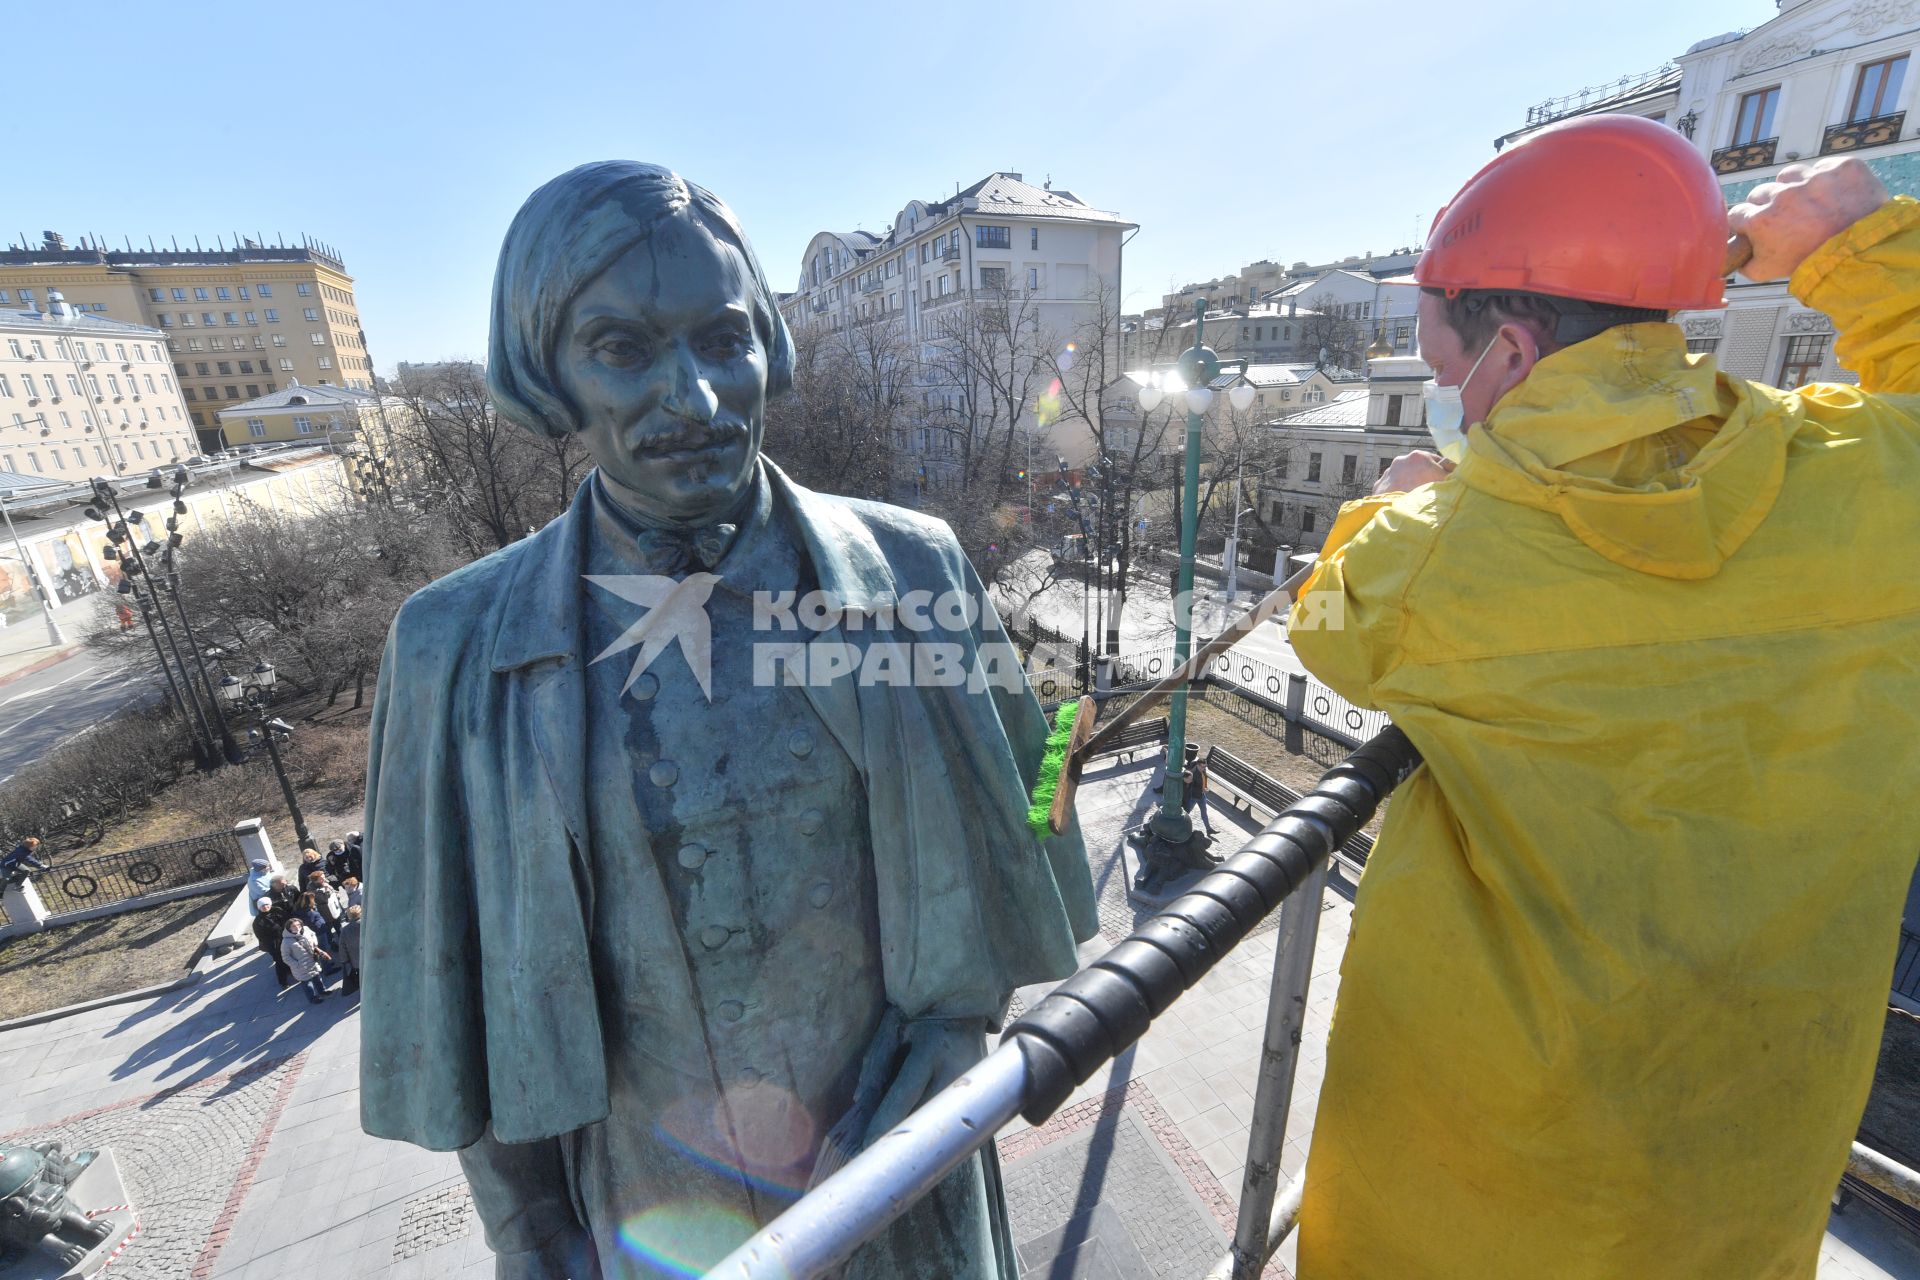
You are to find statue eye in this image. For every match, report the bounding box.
[594,337,648,366]
[703,329,751,360]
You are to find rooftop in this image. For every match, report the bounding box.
[0,232,347,275]
[1,304,162,339]
[1267,388,1372,428]
[215,382,379,416]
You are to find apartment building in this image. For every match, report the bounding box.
[0,232,373,449]
[778,173,1134,487]
[1494,0,1920,389]
[0,293,199,485]
[216,382,405,501]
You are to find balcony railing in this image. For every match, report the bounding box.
[1711,137,1778,174]
[922,291,966,311]
[860,277,882,294]
[1823,112,1906,156]
[938,244,961,260]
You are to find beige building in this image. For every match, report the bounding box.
[0,292,199,484]
[215,381,404,500]
[0,232,373,450]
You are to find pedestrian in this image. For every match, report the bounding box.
[1,838,49,885]
[297,883,332,953]
[324,840,355,886]
[245,857,276,903]
[343,830,364,878]
[266,874,299,921]
[280,917,331,1004]
[251,898,292,988]
[341,875,363,912]
[312,873,347,948]
[298,846,331,889]
[1182,742,1215,837]
[1287,124,1920,1279]
[336,904,363,996]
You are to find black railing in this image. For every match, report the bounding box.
[1712,137,1778,174]
[1823,112,1906,155]
[1894,929,1920,1002]
[33,830,248,917]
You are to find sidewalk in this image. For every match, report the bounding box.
[0,593,103,685]
[1,764,1916,1278]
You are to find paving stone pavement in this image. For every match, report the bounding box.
[0,760,1914,1279]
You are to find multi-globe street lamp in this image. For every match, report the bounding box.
[1128,300,1257,866]
[217,659,311,850]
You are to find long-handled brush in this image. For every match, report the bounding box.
[1027,562,1316,838]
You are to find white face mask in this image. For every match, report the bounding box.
[1420,338,1498,464]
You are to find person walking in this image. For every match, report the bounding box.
[324,840,355,886]
[280,917,331,1004]
[1182,742,1215,837]
[336,904,363,996]
[1287,120,1920,1279]
[251,898,292,988]
[1,838,49,885]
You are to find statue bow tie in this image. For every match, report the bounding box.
[633,523,737,576]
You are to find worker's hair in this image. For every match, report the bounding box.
[1424,288,1668,356]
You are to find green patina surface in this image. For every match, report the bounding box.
[1722,149,1920,204]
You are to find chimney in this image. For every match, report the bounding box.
[42,231,65,252]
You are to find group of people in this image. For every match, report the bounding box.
[248,832,364,1005]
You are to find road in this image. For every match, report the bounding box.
[0,651,152,783]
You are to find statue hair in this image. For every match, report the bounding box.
[487,161,795,438]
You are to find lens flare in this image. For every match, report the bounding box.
[1035,377,1064,427]
[618,1200,761,1277]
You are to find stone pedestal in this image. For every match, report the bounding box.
[0,879,49,937]
[231,818,282,878]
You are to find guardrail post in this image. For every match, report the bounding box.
[1,878,51,937]
[1284,673,1307,723]
[231,816,282,879]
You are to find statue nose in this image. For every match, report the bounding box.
[656,348,719,424]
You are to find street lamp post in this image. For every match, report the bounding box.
[1128,301,1256,885]
[218,660,312,850]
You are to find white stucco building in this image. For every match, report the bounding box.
[0,291,199,483]
[778,173,1134,489]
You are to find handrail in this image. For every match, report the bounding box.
[707,726,1424,1279]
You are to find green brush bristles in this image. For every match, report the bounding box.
[1027,700,1081,841]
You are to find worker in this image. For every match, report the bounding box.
[1287,113,1920,1279]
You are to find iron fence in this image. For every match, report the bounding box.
[1894,929,1920,1003]
[31,829,248,918]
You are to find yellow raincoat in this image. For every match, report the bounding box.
[1289,197,1920,1279]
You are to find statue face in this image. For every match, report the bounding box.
[556,217,768,525]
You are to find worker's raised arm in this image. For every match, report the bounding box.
[1730,157,1920,394]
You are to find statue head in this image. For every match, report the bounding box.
[489,161,795,526]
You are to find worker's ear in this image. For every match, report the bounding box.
[1487,319,1544,402]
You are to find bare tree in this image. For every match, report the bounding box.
[387,362,590,555]
[762,313,909,501]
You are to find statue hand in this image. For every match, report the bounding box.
[861,1018,985,1145]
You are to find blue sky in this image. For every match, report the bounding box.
[12,0,1760,367]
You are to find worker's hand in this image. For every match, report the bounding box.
[1373,450,1452,495]
[1729,156,1889,282]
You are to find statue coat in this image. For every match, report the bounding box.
[358,461,1099,1157]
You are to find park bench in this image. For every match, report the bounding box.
[1209,747,1376,873]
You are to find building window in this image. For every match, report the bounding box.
[1341,455,1357,483]
[1851,55,1907,121]
[272,335,287,348]
[296,283,311,296]
[292,416,313,434]
[170,288,185,301]
[245,384,259,397]
[1384,395,1403,426]
[978,267,1006,292]
[976,226,1011,250]
[247,418,267,437]
[245,311,257,325]
[148,288,164,302]
[303,307,319,322]
[1378,457,1392,476]
[216,362,232,376]
[1027,267,1039,290]
[257,284,272,297]
[1778,333,1829,388]
[1686,337,1720,356]
[0,375,8,397]
[279,358,294,371]
[310,333,325,345]
[222,312,238,326]
[1733,87,1780,145]
[1307,452,1322,483]
[223,386,239,399]
[1030,227,1038,250]
[1302,509,1317,533]
[202,312,217,326]
[183,387,198,402]
[194,287,209,301]
[216,287,231,300]
[237,286,250,300]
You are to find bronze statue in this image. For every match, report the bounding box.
[0,1142,112,1269]
[361,163,1098,1279]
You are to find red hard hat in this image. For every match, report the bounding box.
[1416,113,1729,311]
